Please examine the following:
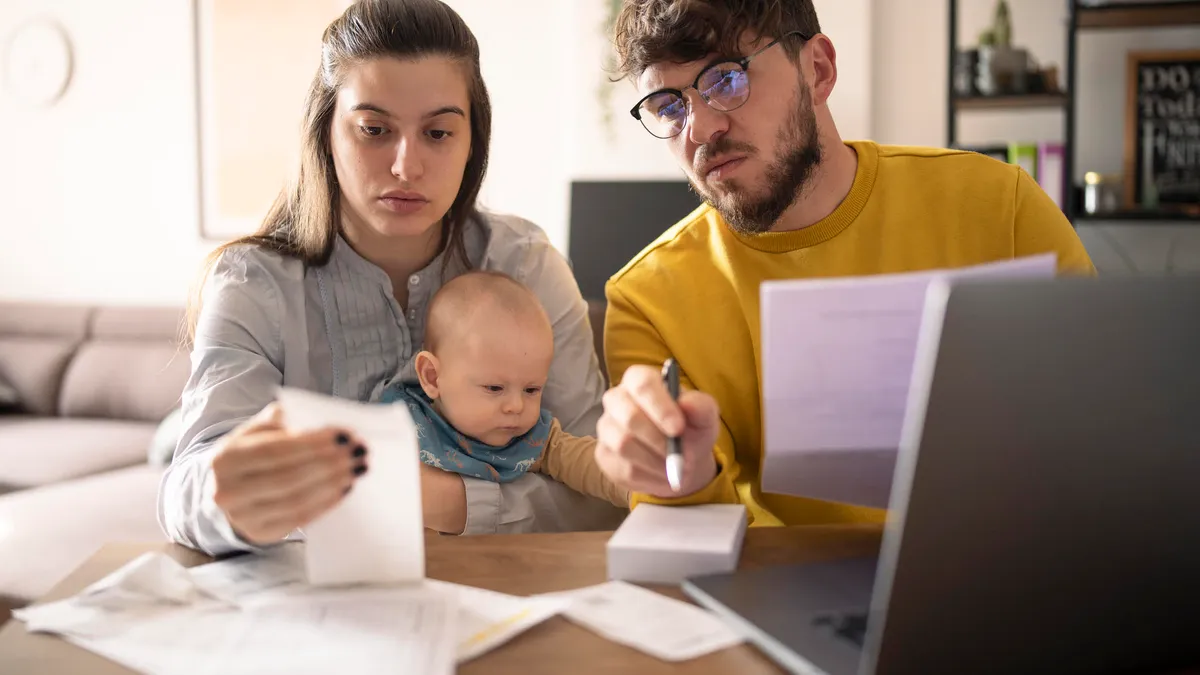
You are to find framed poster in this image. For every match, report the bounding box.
[195,0,348,240]
[1123,49,1200,214]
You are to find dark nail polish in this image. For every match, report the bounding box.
[352,445,367,459]
[353,463,368,477]
[335,432,351,446]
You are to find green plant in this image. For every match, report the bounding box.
[598,0,623,135]
[992,0,1012,47]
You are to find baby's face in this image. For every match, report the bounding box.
[433,318,553,447]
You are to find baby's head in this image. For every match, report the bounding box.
[415,271,554,447]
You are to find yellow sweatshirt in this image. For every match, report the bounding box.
[603,141,1096,528]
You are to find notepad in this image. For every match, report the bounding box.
[606,503,748,585]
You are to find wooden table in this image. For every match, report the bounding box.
[0,525,883,674]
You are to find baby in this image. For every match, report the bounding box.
[378,270,628,509]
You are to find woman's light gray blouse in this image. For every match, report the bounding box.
[157,212,624,556]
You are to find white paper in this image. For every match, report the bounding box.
[275,387,425,587]
[19,554,458,675]
[187,543,307,605]
[424,579,570,662]
[759,254,1056,507]
[14,553,227,639]
[58,589,456,675]
[62,607,264,675]
[211,586,457,675]
[546,581,744,662]
[187,545,566,663]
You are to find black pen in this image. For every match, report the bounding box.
[662,358,682,491]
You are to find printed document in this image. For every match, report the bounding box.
[544,581,744,661]
[759,254,1057,507]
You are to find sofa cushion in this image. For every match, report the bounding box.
[0,339,79,417]
[90,306,185,341]
[0,303,92,417]
[59,342,189,422]
[0,417,155,492]
[0,302,91,338]
[0,464,166,604]
[53,306,190,422]
[0,375,18,410]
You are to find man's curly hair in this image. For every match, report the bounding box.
[611,0,821,79]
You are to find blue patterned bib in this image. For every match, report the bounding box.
[378,384,551,482]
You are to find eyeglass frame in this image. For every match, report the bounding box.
[628,30,812,138]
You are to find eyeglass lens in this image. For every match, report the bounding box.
[637,62,751,138]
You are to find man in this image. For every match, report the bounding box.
[592,0,1095,528]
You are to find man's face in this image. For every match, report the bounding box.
[636,35,823,234]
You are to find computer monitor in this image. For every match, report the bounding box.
[566,180,702,300]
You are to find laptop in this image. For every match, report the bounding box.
[682,275,1200,675]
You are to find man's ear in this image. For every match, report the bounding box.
[415,351,441,399]
[807,33,838,107]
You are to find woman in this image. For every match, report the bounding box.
[158,0,620,556]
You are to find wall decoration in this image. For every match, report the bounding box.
[2,18,73,107]
[1123,49,1200,215]
[194,0,347,241]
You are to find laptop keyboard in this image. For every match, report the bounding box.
[813,612,869,647]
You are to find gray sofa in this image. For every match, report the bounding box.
[0,298,613,622]
[0,302,189,616]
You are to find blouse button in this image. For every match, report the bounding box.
[409,274,420,286]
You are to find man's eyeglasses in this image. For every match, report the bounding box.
[629,31,810,140]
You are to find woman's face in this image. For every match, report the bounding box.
[330,56,472,241]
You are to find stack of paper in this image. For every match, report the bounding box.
[606,504,748,584]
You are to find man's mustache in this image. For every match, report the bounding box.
[695,137,757,175]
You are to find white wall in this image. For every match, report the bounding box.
[444,0,575,252]
[816,0,873,144]
[0,0,215,305]
[870,0,1200,275]
[0,0,878,305]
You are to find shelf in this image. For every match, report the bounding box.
[1074,208,1200,222]
[954,93,1068,110]
[1075,1,1200,29]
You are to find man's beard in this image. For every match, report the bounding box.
[691,82,823,235]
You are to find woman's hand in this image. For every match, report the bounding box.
[211,404,368,546]
[420,463,467,535]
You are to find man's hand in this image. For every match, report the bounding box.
[594,364,721,498]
